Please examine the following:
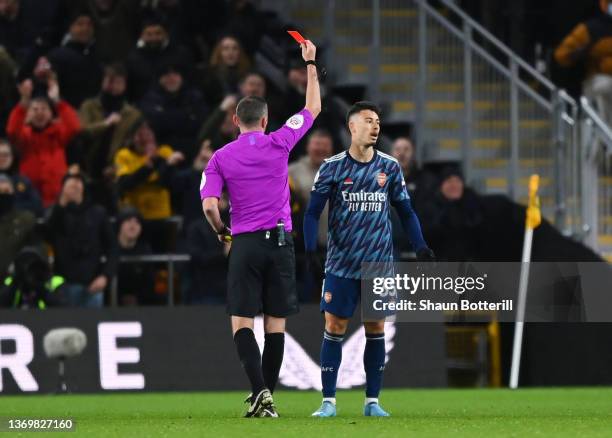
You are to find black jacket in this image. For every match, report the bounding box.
[185,219,228,304]
[125,43,193,102]
[419,188,484,261]
[45,201,118,284]
[139,85,208,160]
[47,39,103,108]
[171,167,203,233]
[117,240,155,305]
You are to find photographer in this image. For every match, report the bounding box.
[0,246,65,309]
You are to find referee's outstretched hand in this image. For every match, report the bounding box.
[301,40,316,62]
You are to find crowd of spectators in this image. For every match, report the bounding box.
[1,0,597,309]
[0,0,350,308]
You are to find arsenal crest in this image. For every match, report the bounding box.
[377,172,387,187]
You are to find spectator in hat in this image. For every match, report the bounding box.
[6,76,80,207]
[47,10,102,107]
[0,139,42,215]
[197,35,251,106]
[116,206,155,306]
[45,173,117,307]
[418,167,484,261]
[77,63,141,211]
[125,14,193,102]
[0,173,38,278]
[139,61,209,162]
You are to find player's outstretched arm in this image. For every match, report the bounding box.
[302,40,321,119]
[393,199,435,261]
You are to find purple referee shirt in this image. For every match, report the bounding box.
[200,108,314,235]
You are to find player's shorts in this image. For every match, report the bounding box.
[320,273,361,318]
[227,229,298,318]
[320,272,396,320]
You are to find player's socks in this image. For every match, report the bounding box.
[321,330,344,397]
[262,332,284,393]
[364,332,385,398]
[234,327,266,396]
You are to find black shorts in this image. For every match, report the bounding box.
[227,229,298,318]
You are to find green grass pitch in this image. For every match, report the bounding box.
[1,388,612,437]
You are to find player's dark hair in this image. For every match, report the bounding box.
[346,101,382,127]
[236,96,268,126]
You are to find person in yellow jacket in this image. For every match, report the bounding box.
[114,118,184,220]
[555,0,612,125]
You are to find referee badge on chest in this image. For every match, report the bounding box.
[377,172,387,187]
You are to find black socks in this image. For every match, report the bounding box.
[234,328,285,395]
[262,332,285,393]
[234,328,266,396]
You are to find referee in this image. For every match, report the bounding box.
[200,40,320,418]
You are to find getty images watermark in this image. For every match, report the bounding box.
[371,272,513,312]
[359,262,612,322]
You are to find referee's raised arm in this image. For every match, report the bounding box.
[303,40,322,119]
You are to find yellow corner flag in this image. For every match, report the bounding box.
[525,174,541,230]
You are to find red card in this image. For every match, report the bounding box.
[287,30,306,44]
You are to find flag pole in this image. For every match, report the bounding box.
[509,174,541,389]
